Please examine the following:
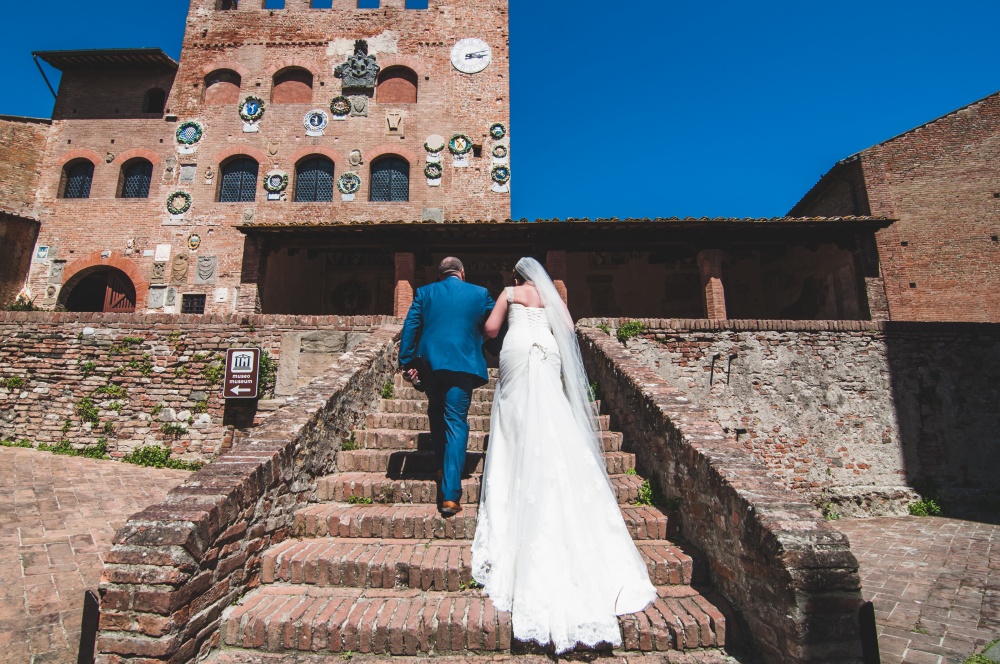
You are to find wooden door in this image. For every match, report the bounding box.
[103,270,136,313]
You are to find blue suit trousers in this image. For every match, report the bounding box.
[426,370,477,503]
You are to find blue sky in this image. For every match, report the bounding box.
[4,1,1000,219]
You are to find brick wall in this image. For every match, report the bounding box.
[793,92,1000,322]
[95,324,400,663]
[0,115,49,215]
[0,312,393,461]
[29,0,510,315]
[578,328,863,663]
[580,318,1000,515]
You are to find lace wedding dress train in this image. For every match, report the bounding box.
[471,284,656,653]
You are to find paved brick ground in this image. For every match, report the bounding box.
[0,447,189,664]
[838,515,1000,664]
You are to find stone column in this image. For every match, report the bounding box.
[394,252,415,317]
[546,250,568,305]
[696,249,727,320]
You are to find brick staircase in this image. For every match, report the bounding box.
[217,371,737,660]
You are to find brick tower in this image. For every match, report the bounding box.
[26,0,510,316]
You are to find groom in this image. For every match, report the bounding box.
[399,257,495,516]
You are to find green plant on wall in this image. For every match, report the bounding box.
[259,350,277,397]
[80,361,97,378]
[75,397,100,425]
[0,376,26,390]
[121,336,144,347]
[94,384,128,399]
[202,362,224,386]
[616,320,647,343]
[161,423,187,437]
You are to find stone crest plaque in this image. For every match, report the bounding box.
[349,95,369,118]
[148,286,167,309]
[48,261,66,285]
[334,40,380,90]
[171,253,190,284]
[150,262,167,285]
[194,255,218,285]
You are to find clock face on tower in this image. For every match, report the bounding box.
[451,38,492,74]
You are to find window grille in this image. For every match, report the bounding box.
[63,161,94,199]
[121,160,152,199]
[219,158,259,202]
[295,157,335,202]
[370,157,409,202]
[181,294,207,314]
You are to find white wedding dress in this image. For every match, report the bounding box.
[471,283,656,653]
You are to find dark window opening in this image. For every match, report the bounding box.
[61,160,94,199]
[181,294,207,314]
[119,159,153,199]
[370,156,409,202]
[219,157,259,203]
[216,0,238,8]
[142,88,167,114]
[295,157,335,202]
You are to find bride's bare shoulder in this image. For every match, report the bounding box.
[513,283,543,308]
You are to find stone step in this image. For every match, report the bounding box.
[262,538,695,591]
[379,398,604,416]
[337,449,635,475]
[394,386,495,402]
[393,374,499,389]
[365,412,612,433]
[353,428,623,453]
[294,504,674,541]
[220,585,728,655]
[319,471,647,506]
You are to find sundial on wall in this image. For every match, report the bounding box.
[451,38,492,74]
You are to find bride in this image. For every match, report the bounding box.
[470,257,656,653]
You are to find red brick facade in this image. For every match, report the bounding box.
[791,91,1000,322]
[22,0,510,315]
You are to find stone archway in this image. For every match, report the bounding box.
[59,266,137,313]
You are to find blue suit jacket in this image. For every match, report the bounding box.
[399,277,495,386]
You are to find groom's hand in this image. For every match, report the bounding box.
[403,368,419,383]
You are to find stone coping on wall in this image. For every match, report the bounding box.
[95,324,401,663]
[578,317,1000,333]
[0,311,402,327]
[577,327,864,663]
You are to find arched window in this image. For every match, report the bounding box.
[60,159,94,199]
[376,66,418,104]
[295,156,335,202]
[142,88,167,114]
[118,159,153,199]
[219,157,259,202]
[271,67,314,103]
[204,69,242,105]
[370,156,409,202]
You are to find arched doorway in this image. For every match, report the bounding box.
[60,267,137,313]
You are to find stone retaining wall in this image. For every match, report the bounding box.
[580,318,1000,515]
[0,312,394,462]
[95,324,400,663]
[579,327,864,663]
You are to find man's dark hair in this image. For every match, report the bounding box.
[439,256,464,277]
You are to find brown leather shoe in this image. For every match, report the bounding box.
[440,500,462,516]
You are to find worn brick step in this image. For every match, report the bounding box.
[319,471,647,506]
[379,398,604,416]
[394,386,495,402]
[207,647,737,663]
[337,449,635,475]
[220,585,727,655]
[379,398,494,416]
[354,428,623,453]
[366,412,612,433]
[393,374,499,389]
[262,538,694,591]
[294,504,673,541]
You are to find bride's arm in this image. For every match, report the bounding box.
[484,296,507,339]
